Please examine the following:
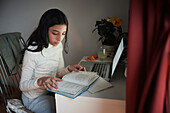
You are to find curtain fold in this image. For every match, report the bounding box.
[126,0,170,113]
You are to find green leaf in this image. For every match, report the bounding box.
[92,28,97,33]
[98,36,103,41]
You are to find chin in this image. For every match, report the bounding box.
[50,42,60,47]
[54,43,60,46]
[53,44,58,47]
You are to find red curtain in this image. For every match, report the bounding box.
[126,0,170,113]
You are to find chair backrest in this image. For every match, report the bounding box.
[0,32,26,113]
[0,32,26,74]
[0,56,33,113]
[0,55,22,99]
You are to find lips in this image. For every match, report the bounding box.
[54,42,60,45]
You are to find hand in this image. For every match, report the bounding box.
[68,64,86,72]
[37,77,63,90]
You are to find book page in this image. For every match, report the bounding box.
[52,81,86,95]
[62,71,98,86]
[88,77,113,93]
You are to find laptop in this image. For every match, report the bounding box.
[79,38,125,81]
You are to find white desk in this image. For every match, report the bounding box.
[55,57,126,113]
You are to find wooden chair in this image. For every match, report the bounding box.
[0,32,33,113]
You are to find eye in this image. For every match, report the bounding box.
[52,32,58,35]
[62,32,66,35]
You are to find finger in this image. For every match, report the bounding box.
[74,68,79,72]
[52,83,58,89]
[52,79,58,85]
[51,79,58,89]
[75,65,82,69]
[44,79,53,90]
[82,67,86,71]
[43,82,48,90]
[74,65,83,71]
[46,83,53,90]
[77,66,85,71]
[53,77,63,81]
[78,65,86,71]
[79,66,85,71]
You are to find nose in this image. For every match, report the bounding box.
[56,36,61,41]
[56,34,62,41]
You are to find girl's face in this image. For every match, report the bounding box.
[48,24,67,46]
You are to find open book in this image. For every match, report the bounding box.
[47,71,99,99]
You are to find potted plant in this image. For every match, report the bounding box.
[93,16,123,56]
[93,16,123,45]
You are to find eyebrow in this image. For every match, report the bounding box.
[52,30,59,32]
[52,30,66,33]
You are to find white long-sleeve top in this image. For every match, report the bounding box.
[19,43,70,99]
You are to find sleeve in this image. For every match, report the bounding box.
[56,44,70,77]
[19,51,40,92]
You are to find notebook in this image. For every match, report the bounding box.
[79,38,124,81]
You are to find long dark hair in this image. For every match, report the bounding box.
[27,9,68,53]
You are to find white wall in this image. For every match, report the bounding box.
[0,0,129,66]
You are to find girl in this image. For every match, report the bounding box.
[19,9,85,113]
